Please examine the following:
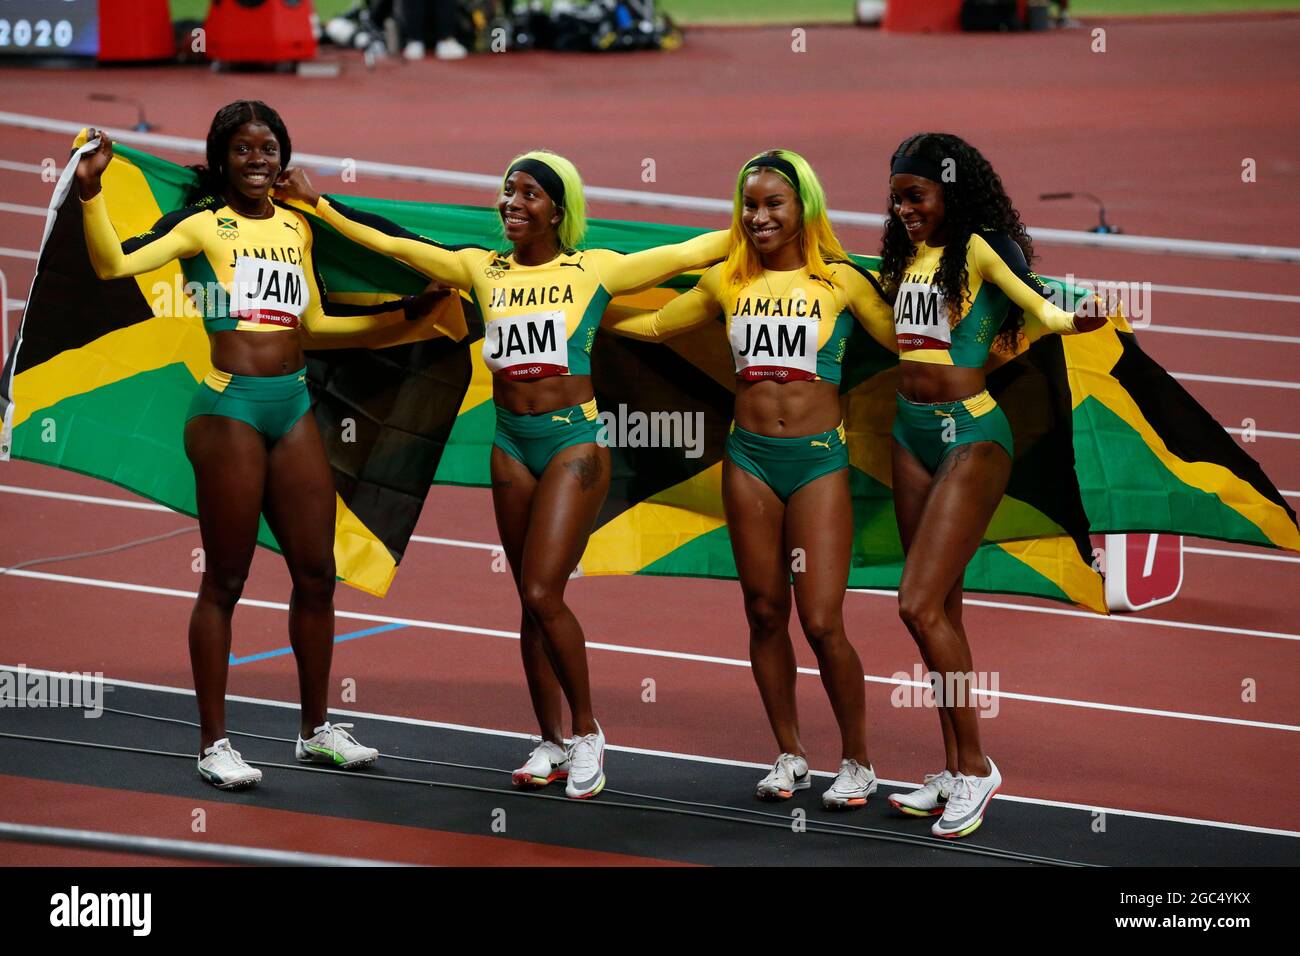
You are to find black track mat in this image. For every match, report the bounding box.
[0,676,1294,866]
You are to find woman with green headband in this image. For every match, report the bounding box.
[276,152,727,799]
[609,149,897,808]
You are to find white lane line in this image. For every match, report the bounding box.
[1144,325,1300,345]
[0,247,38,261]
[6,664,1298,840]
[1184,546,1300,565]
[0,202,45,217]
[1076,281,1300,306]
[3,110,1299,262]
[0,159,44,174]
[0,484,171,512]
[1225,426,1300,440]
[409,534,499,552]
[1146,284,1300,304]
[1172,371,1300,390]
[848,588,1300,642]
[2,567,1297,732]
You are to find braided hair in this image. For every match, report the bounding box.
[187,100,292,205]
[879,132,1033,352]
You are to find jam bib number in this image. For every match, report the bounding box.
[730,314,819,382]
[230,257,307,328]
[483,310,568,380]
[894,281,952,351]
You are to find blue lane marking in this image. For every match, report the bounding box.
[228,623,408,665]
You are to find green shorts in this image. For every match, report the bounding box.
[891,389,1014,474]
[725,422,849,502]
[493,398,602,478]
[186,367,312,443]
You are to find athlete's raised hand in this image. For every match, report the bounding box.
[75,128,115,199]
[1074,288,1119,333]
[274,167,321,209]
[402,279,452,321]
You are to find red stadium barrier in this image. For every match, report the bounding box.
[883,0,1030,33]
[98,0,175,61]
[204,0,317,64]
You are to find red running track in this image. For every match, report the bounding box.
[1,17,1298,860]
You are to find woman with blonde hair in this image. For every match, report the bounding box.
[610,150,896,808]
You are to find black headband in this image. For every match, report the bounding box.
[505,158,565,209]
[890,154,946,183]
[743,155,800,194]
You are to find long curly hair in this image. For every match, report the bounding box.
[879,132,1032,351]
[187,100,292,205]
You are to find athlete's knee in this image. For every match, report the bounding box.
[743,593,789,640]
[521,579,567,624]
[200,570,247,610]
[898,591,946,636]
[798,611,845,653]
[291,559,336,604]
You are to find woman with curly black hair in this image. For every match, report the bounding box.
[878,133,1110,838]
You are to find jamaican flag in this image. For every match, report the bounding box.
[315,198,1296,611]
[5,144,1296,608]
[0,139,471,596]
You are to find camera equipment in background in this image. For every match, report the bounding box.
[322,1,682,56]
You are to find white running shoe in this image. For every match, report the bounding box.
[931,759,1002,839]
[512,738,570,788]
[435,38,468,60]
[755,753,810,801]
[295,722,379,769]
[889,769,955,817]
[564,721,606,799]
[822,758,877,809]
[402,40,425,61]
[197,738,262,790]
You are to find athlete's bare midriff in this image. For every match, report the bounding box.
[493,373,595,416]
[734,377,842,437]
[209,328,306,377]
[898,361,988,405]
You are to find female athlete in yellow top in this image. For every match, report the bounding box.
[76,101,441,790]
[610,150,897,808]
[879,132,1111,838]
[276,154,727,798]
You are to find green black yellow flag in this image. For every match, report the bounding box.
[1,139,471,596]
[4,143,1295,610]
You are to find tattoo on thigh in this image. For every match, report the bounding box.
[563,451,603,491]
[934,444,974,484]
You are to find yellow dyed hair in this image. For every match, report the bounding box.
[501,149,587,250]
[720,149,848,300]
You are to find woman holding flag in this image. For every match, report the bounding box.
[74,101,441,790]
[275,154,727,799]
[880,132,1112,837]
[609,149,898,809]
